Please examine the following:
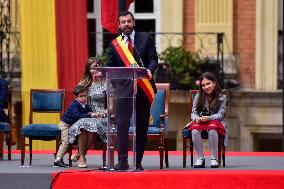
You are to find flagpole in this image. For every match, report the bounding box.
[118,0,127,12]
[118,0,127,34]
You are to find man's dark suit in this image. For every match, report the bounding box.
[107,31,158,164]
[0,78,8,122]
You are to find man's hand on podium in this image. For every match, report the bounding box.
[146,69,152,80]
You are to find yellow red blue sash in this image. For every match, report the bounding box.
[112,35,154,105]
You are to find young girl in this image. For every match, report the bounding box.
[188,72,227,168]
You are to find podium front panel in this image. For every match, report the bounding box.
[101,67,147,171]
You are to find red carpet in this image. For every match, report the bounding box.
[51,170,284,189]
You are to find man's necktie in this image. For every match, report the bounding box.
[127,37,134,55]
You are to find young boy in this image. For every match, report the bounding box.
[54,85,96,167]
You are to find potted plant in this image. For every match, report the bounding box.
[159,46,209,90]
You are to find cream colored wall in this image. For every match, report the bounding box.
[195,0,233,54]
[160,0,183,51]
[255,0,278,90]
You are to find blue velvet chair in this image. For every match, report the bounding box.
[0,86,13,160]
[128,83,170,169]
[20,89,65,166]
[182,90,226,168]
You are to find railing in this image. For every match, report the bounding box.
[1,28,225,91]
[89,31,224,88]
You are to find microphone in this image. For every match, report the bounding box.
[126,35,145,68]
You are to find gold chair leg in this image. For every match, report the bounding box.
[222,145,226,167]
[182,137,187,168]
[56,136,60,152]
[29,138,32,165]
[189,138,194,167]
[102,143,106,167]
[68,145,72,167]
[159,136,164,169]
[6,131,11,160]
[159,145,164,169]
[218,139,221,167]
[0,133,4,160]
[164,138,169,168]
[20,136,25,166]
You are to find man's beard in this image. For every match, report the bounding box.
[121,26,133,35]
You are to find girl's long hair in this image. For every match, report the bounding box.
[80,57,102,88]
[196,72,224,113]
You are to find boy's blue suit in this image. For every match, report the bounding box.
[107,31,158,164]
[61,100,92,125]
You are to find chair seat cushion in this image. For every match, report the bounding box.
[128,126,161,134]
[0,122,10,132]
[21,124,60,139]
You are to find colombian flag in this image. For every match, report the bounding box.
[20,0,88,149]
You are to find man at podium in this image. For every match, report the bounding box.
[107,10,158,171]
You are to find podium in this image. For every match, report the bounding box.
[97,67,148,171]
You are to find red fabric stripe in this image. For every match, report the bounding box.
[112,39,132,66]
[137,80,153,104]
[112,38,154,104]
[55,0,88,105]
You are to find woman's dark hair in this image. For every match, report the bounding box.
[196,72,224,113]
[80,57,102,88]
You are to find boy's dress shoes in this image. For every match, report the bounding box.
[54,159,69,168]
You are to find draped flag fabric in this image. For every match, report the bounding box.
[20,0,88,149]
[101,0,134,34]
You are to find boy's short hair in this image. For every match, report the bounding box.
[73,85,87,97]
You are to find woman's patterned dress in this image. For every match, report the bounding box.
[69,80,107,143]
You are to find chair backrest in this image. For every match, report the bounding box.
[7,86,13,125]
[0,86,12,131]
[189,90,199,121]
[150,83,169,127]
[29,89,66,124]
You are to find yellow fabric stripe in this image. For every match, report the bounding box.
[20,0,58,150]
[116,36,137,66]
[142,78,155,98]
[115,36,154,105]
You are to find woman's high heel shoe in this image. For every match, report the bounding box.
[194,158,205,168]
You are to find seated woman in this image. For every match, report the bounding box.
[69,57,107,168]
[187,72,227,168]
